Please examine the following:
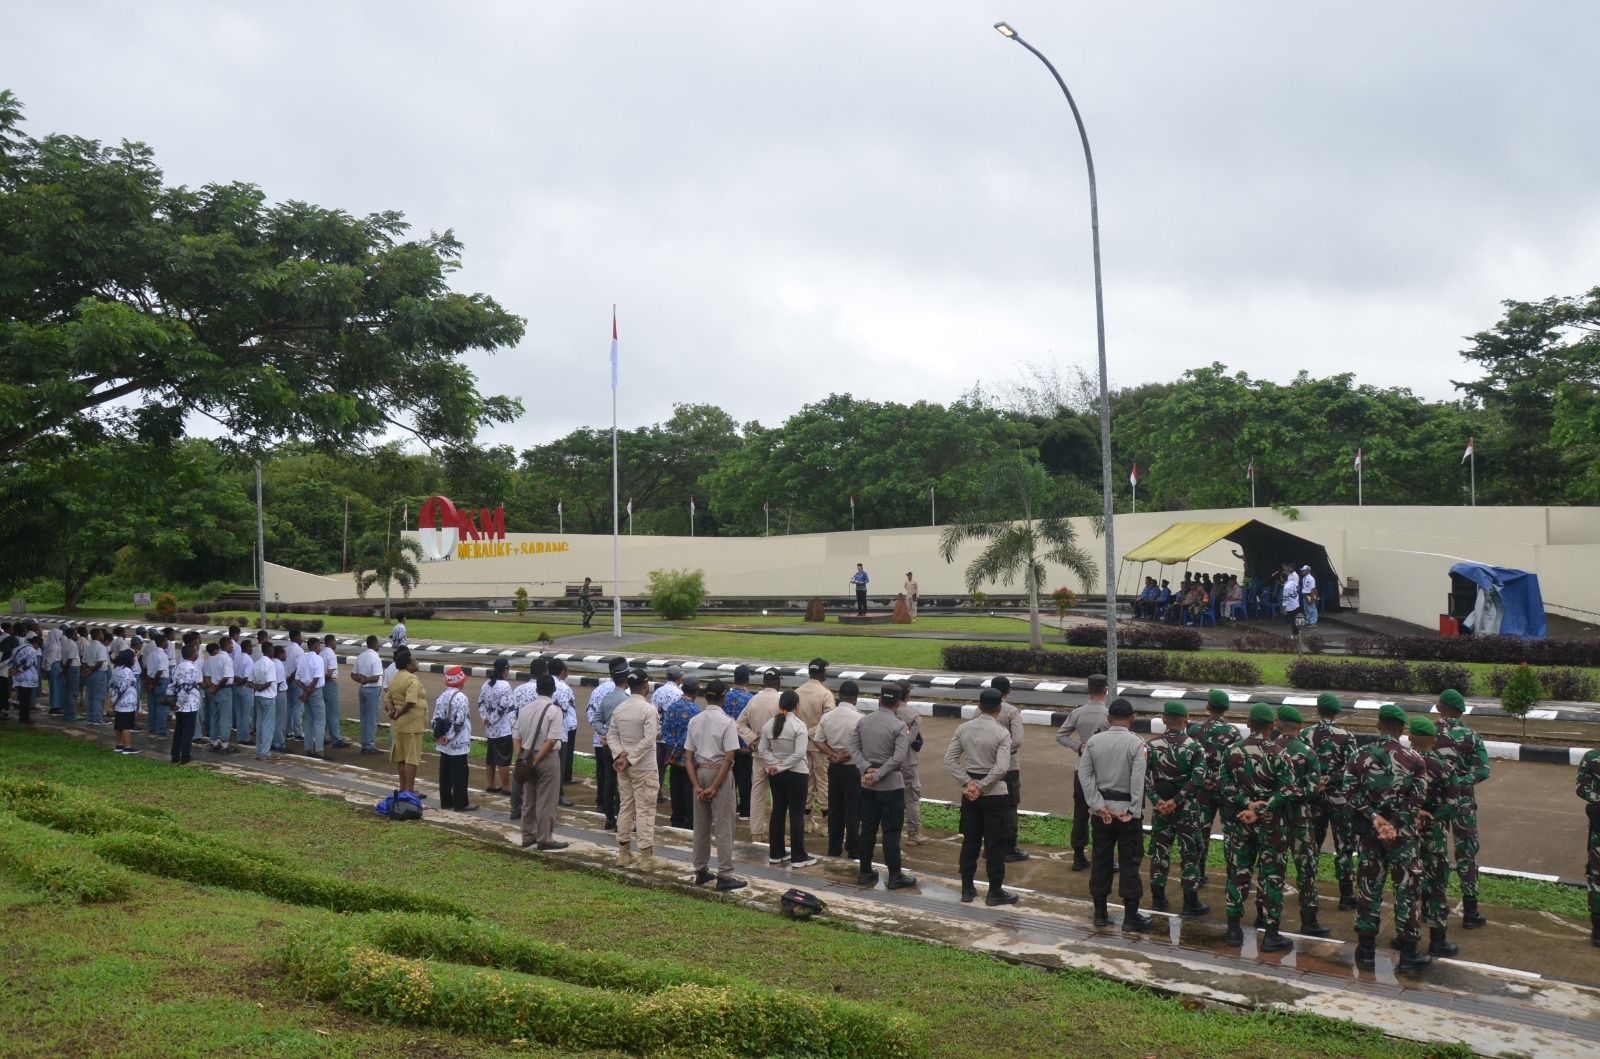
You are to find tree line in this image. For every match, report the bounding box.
[3,88,1597,607]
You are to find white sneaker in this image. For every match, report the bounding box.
[790,856,818,868]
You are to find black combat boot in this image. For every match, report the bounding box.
[1461,897,1486,929]
[1072,849,1091,872]
[1355,933,1377,970]
[1299,912,1331,938]
[1396,939,1433,972]
[1591,913,1600,948]
[1259,926,1294,954]
[1224,915,1243,946]
[1181,888,1210,917]
[1337,879,1356,911]
[960,880,977,903]
[1122,900,1152,932]
[1149,885,1168,912]
[1428,925,1458,957]
[1092,898,1110,927]
[1253,912,1266,930]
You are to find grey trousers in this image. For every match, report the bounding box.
[520,753,562,845]
[692,762,736,876]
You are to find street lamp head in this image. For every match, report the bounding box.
[994,21,1018,39]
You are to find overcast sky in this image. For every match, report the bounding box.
[11,1,1600,450]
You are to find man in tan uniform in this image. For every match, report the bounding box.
[894,680,928,844]
[903,572,919,620]
[606,668,661,863]
[795,657,835,827]
[685,679,746,891]
[513,672,568,851]
[736,668,783,841]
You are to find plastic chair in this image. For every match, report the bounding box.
[1196,597,1216,628]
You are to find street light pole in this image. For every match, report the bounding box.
[994,21,1118,692]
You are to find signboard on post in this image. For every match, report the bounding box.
[133,592,152,608]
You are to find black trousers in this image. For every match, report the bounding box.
[668,762,695,829]
[827,761,861,857]
[768,770,810,862]
[594,744,619,825]
[1090,813,1145,901]
[170,710,195,762]
[959,791,1009,887]
[656,741,669,796]
[15,685,35,725]
[439,753,470,810]
[0,675,10,711]
[1071,773,1091,853]
[857,786,905,876]
[855,588,867,615]
[733,751,752,816]
[1005,768,1023,851]
[561,735,575,784]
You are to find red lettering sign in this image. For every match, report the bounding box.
[418,495,507,541]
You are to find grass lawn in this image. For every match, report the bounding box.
[623,632,1020,670]
[0,726,1459,1059]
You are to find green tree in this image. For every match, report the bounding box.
[937,458,1100,649]
[0,90,523,466]
[351,533,424,620]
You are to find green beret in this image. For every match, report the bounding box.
[1377,703,1408,725]
[1437,689,1465,712]
[1206,689,1230,709]
[1408,715,1437,737]
[1276,704,1302,724]
[1163,701,1189,720]
[1248,702,1276,725]
[1316,692,1342,713]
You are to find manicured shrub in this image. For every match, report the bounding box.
[92,831,473,919]
[1065,624,1202,651]
[1488,665,1597,702]
[1285,658,1475,695]
[1500,663,1542,738]
[268,618,325,633]
[0,811,134,903]
[1171,656,1266,685]
[1345,633,1600,668]
[646,568,706,621]
[1230,631,1296,654]
[1410,662,1475,695]
[940,645,1260,685]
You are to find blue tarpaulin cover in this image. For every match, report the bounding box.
[1448,562,1547,639]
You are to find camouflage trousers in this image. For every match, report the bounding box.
[1148,804,1204,890]
[1419,821,1451,929]
[1354,830,1421,941]
[1448,801,1480,901]
[1309,799,1356,886]
[1283,805,1322,915]
[1223,816,1286,926]
[1588,826,1600,917]
[1195,792,1223,877]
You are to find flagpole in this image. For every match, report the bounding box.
[558,501,563,536]
[690,498,695,538]
[610,305,621,640]
[930,485,936,527]
[764,503,769,537]
[1471,451,1475,506]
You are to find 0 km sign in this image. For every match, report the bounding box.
[416,495,506,561]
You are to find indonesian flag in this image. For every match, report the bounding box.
[1246,459,1254,480]
[763,499,769,514]
[627,497,633,517]
[402,503,409,530]
[609,307,619,390]
[1129,463,1139,488]
[849,494,856,511]
[1461,437,1474,464]
[557,498,563,518]
[690,495,696,514]
[1354,448,1363,470]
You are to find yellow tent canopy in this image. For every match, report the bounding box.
[1122,520,1251,565]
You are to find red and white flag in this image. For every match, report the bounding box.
[689,495,696,514]
[849,494,856,511]
[1246,459,1254,480]
[557,498,563,517]
[1354,448,1363,470]
[402,503,409,530]
[609,307,619,391]
[1461,437,1474,464]
[626,497,633,517]
[763,499,769,514]
[1129,463,1139,488]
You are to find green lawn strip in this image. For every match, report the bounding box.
[624,632,1019,670]
[917,803,1587,919]
[0,727,1456,1058]
[0,810,134,903]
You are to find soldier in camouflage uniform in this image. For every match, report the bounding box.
[1344,702,1432,972]
[1221,702,1296,953]
[1188,688,1241,888]
[1434,689,1490,929]
[1274,705,1330,937]
[1577,748,1600,947]
[1145,701,1210,917]
[1307,692,1358,910]
[1407,714,1461,957]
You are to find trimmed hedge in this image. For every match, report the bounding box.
[1346,633,1600,668]
[0,777,176,837]
[92,831,473,919]
[1286,658,1473,695]
[941,645,1261,686]
[1230,631,1296,654]
[1487,666,1598,701]
[0,811,134,903]
[267,618,325,633]
[1065,624,1202,651]
[278,918,927,1058]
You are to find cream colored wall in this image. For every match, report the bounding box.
[260,506,1600,629]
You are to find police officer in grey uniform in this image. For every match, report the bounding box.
[945,688,1019,906]
[1056,673,1111,870]
[850,684,916,889]
[1079,698,1152,931]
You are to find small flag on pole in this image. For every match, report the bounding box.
[1461,437,1474,464]
[1129,463,1139,488]
[849,494,856,511]
[1354,448,1363,470]
[690,495,696,514]
[1246,459,1254,480]
[557,498,563,517]
[610,308,619,390]
[763,500,769,513]
[402,503,409,530]
[627,497,633,517]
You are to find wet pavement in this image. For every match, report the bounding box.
[43,715,1600,1058]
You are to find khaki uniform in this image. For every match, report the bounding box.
[794,678,835,818]
[514,696,565,845]
[903,579,919,619]
[736,688,781,839]
[385,669,426,765]
[685,708,741,878]
[894,702,926,839]
[606,694,661,851]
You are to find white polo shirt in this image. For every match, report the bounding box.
[293,650,325,690]
[320,646,339,680]
[353,648,382,686]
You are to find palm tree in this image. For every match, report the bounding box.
[938,457,1100,650]
[352,531,424,620]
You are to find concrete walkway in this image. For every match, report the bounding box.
[47,720,1598,1059]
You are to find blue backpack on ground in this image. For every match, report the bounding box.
[376,790,424,820]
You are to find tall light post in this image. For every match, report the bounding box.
[994,21,1118,691]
